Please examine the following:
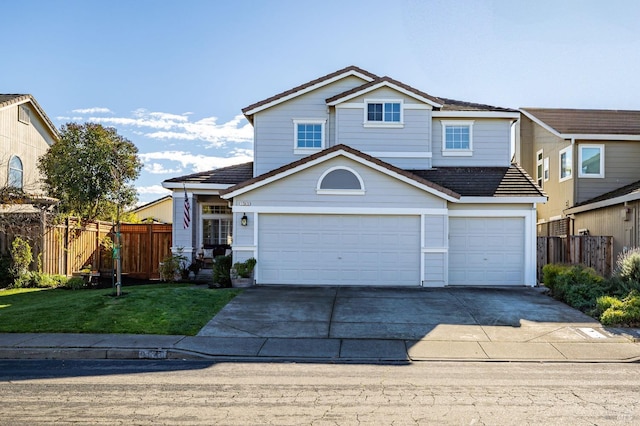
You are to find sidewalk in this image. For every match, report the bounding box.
[1,286,640,363]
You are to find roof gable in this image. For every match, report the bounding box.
[242,66,377,121]
[221,144,460,201]
[326,76,443,107]
[521,108,640,139]
[0,94,59,141]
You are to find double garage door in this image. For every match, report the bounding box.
[259,214,420,286]
[257,214,525,286]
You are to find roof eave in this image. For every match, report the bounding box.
[565,191,640,215]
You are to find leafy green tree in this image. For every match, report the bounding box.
[38,123,142,221]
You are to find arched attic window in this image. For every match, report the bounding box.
[316,167,365,195]
[8,156,23,189]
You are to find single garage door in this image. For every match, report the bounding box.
[258,214,420,286]
[449,217,525,286]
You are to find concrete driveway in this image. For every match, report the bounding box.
[198,286,606,340]
[192,286,640,361]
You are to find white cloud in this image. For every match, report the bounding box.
[139,150,253,173]
[72,107,113,114]
[144,162,183,175]
[89,110,253,148]
[136,185,171,195]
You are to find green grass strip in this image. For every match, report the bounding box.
[0,284,241,335]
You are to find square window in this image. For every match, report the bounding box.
[579,145,604,178]
[367,103,383,121]
[441,121,474,156]
[294,120,324,151]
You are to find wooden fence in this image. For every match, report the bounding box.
[2,215,172,280]
[537,235,613,281]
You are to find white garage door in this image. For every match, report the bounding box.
[449,217,525,286]
[258,214,420,286]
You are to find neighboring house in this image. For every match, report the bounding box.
[130,195,173,223]
[163,66,545,287]
[517,108,640,259]
[0,94,58,195]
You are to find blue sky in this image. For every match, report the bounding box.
[3,0,640,204]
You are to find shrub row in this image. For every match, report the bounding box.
[542,248,640,326]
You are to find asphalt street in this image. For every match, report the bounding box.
[1,360,639,424]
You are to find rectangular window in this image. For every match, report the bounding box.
[544,157,549,181]
[202,218,232,245]
[536,150,544,187]
[578,144,604,178]
[18,105,30,124]
[559,146,572,182]
[293,119,325,152]
[364,100,403,125]
[441,120,474,156]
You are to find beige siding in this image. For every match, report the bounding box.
[573,201,640,265]
[132,197,173,223]
[520,116,574,222]
[0,102,55,194]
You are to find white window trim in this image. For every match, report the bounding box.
[578,144,605,178]
[536,149,544,187]
[441,120,474,156]
[293,119,326,154]
[543,157,550,182]
[199,204,233,248]
[18,105,30,125]
[316,166,366,195]
[559,145,573,182]
[363,99,404,128]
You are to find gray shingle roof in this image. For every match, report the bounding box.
[572,179,640,209]
[163,162,253,185]
[408,164,545,197]
[521,108,640,135]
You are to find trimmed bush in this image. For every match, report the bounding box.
[598,291,640,326]
[542,264,609,313]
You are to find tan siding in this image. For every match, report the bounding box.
[573,200,640,264]
[132,198,173,223]
[0,102,54,194]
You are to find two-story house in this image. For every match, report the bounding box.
[517,108,640,260]
[0,94,58,196]
[163,66,545,287]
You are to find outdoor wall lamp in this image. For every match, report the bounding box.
[241,214,248,226]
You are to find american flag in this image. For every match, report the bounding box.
[183,186,190,229]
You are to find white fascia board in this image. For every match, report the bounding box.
[458,196,547,204]
[327,81,442,108]
[162,182,230,191]
[564,134,640,141]
[338,151,459,202]
[565,191,640,215]
[230,206,449,215]
[222,149,460,202]
[365,151,432,158]
[432,111,520,119]
[243,71,375,116]
[448,209,532,218]
[519,109,564,138]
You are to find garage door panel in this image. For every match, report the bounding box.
[258,214,420,286]
[449,217,524,286]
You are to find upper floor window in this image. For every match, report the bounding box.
[578,144,604,178]
[544,157,550,182]
[316,166,365,195]
[441,120,474,156]
[18,105,30,125]
[559,146,572,182]
[8,155,23,189]
[364,100,403,127]
[293,119,325,153]
[536,150,544,187]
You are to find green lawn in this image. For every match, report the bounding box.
[0,284,241,335]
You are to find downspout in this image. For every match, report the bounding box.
[570,137,576,236]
